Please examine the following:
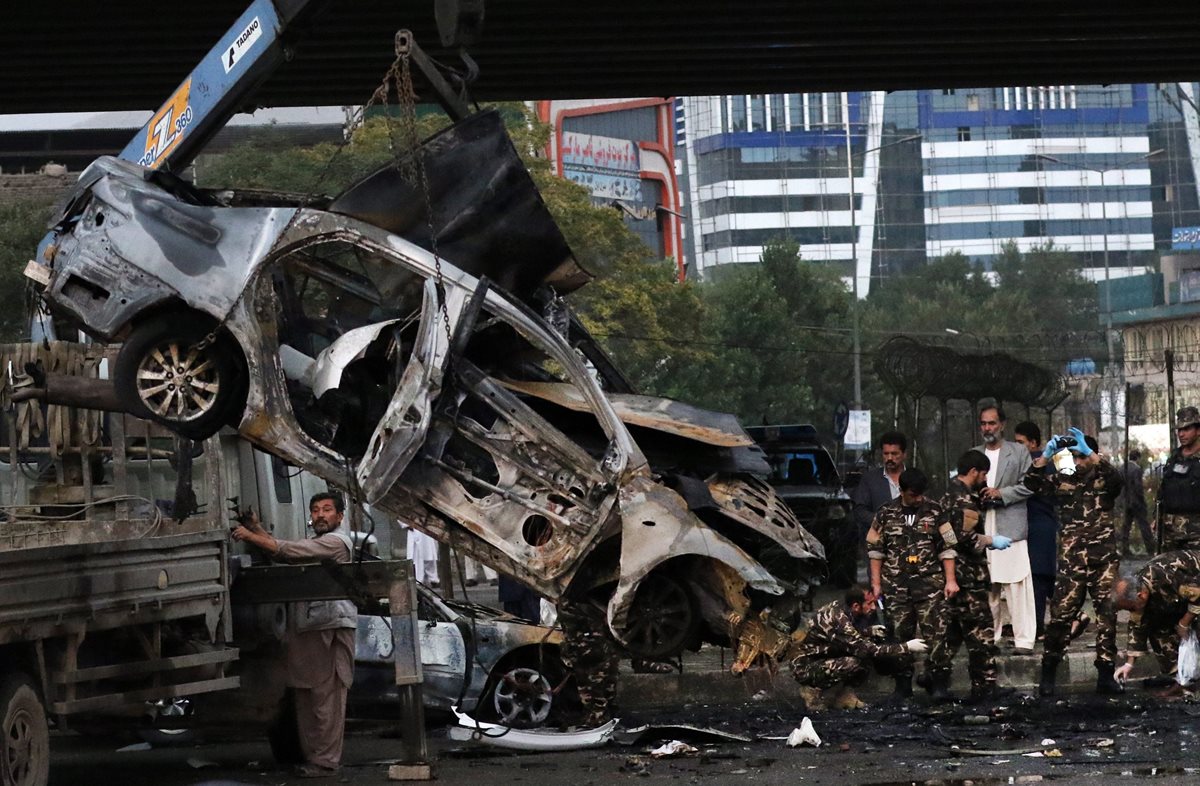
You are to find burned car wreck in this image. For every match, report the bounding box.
[25,110,826,666]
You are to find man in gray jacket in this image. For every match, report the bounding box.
[974,404,1036,652]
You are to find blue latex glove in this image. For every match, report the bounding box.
[1041,436,1060,459]
[1068,427,1092,456]
[989,534,1012,550]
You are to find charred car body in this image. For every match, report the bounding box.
[353,582,567,728]
[26,110,826,664]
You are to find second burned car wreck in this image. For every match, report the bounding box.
[24,110,826,666]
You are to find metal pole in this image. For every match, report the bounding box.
[1101,171,1115,365]
[848,120,861,407]
[940,399,949,486]
[1167,348,1177,450]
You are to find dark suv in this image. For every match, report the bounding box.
[745,425,856,588]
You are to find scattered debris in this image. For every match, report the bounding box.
[786,717,822,748]
[649,740,698,758]
[1089,737,1115,748]
[447,709,617,751]
[615,724,752,746]
[964,715,990,725]
[115,742,152,753]
[185,757,218,769]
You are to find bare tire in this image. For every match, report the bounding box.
[1,673,49,786]
[621,573,699,659]
[115,313,243,440]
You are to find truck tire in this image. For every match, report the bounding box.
[0,673,49,786]
[114,313,244,440]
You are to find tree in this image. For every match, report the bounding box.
[654,237,854,424]
[0,198,55,341]
[570,257,710,399]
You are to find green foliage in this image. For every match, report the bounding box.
[0,198,54,341]
[575,236,854,426]
[692,238,852,423]
[571,257,709,399]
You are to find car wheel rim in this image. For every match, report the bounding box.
[149,698,191,735]
[627,575,693,655]
[4,707,34,783]
[493,667,553,726]
[135,339,221,422]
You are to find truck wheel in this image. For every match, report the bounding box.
[0,673,49,786]
[115,313,244,440]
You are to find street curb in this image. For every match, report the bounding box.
[618,647,1158,709]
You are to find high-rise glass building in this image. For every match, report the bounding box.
[677,85,1200,294]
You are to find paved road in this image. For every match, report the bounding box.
[50,689,1200,785]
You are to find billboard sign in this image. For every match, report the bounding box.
[1171,226,1200,250]
[561,131,642,201]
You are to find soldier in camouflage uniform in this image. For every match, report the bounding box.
[1113,550,1200,696]
[1158,407,1200,552]
[791,584,926,711]
[931,450,1013,703]
[556,596,620,727]
[1024,429,1124,696]
[867,467,959,698]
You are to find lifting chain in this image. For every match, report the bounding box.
[389,30,455,348]
[198,29,459,353]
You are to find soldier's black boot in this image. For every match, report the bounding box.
[1096,664,1124,695]
[930,672,953,703]
[893,674,913,699]
[1038,656,1060,697]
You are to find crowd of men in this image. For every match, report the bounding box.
[791,403,1200,710]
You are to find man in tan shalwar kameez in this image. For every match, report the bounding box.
[234,492,356,779]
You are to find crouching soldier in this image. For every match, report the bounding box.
[867,468,958,699]
[1025,429,1124,696]
[1113,550,1200,698]
[791,584,927,710]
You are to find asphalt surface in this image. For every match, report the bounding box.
[49,689,1200,785]
[50,556,1197,785]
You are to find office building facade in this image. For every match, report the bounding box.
[677,85,1200,293]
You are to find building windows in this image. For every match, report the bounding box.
[730,96,747,132]
[769,95,787,132]
[702,227,856,250]
[750,95,766,131]
[698,194,861,217]
[957,126,972,142]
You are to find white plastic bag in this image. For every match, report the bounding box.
[1179,629,1199,686]
[786,717,822,748]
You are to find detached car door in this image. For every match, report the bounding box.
[352,277,470,502]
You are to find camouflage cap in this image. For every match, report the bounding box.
[1177,406,1200,429]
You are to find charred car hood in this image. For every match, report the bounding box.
[501,379,771,476]
[329,110,591,301]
